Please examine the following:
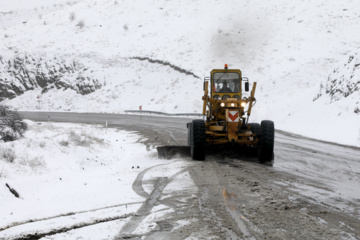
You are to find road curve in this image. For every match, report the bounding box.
[20,111,360,239]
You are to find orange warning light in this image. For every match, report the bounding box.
[224,64,228,69]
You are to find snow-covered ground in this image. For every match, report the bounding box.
[0,0,359,147]
[1,119,359,239]
[0,120,197,239]
[1,1,360,238]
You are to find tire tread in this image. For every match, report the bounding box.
[191,120,206,160]
[258,120,274,163]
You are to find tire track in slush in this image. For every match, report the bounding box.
[115,164,187,239]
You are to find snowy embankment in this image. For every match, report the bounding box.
[279,52,360,146]
[0,0,360,146]
[0,121,194,239]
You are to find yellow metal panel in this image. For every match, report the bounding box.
[247,82,257,116]
[210,69,242,76]
[206,139,230,145]
[209,126,224,131]
[227,122,238,141]
[202,81,209,115]
[206,131,227,137]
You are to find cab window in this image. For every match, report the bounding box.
[213,72,240,93]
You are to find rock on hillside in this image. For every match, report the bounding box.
[0,54,103,101]
[314,52,360,114]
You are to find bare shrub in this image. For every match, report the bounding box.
[69,130,104,147]
[76,20,85,29]
[70,131,90,147]
[0,167,8,178]
[28,156,46,169]
[39,141,46,148]
[59,140,69,147]
[69,12,76,21]
[354,107,360,114]
[19,155,46,170]
[0,105,28,142]
[0,147,16,163]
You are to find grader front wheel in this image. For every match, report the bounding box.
[249,123,261,137]
[258,120,275,163]
[190,120,206,161]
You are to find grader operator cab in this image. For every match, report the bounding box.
[187,64,275,163]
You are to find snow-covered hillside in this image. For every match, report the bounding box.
[0,54,103,101]
[315,52,360,114]
[1,0,360,146]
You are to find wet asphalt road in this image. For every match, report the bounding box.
[19,111,360,239]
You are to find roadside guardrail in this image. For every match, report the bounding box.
[124,110,203,117]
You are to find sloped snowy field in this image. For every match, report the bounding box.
[1,0,360,146]
[0,121,197,239]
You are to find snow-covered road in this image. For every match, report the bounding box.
[1,112,359,239]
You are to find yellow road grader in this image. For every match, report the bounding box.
[187,64,274,163]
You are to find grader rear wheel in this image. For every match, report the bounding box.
[187,123,192,146]
[190,119,206,161]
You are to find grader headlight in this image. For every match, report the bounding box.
[241,102,247,107]
[230,103,235,107]
[220,102,225,107]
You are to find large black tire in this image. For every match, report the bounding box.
[258,120,274,163]
[249,123,261,137]
[190,119,206,161]
[187,123,192,146]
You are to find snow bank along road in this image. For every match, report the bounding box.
[18,112,360,239]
